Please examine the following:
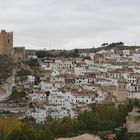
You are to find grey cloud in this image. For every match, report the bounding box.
[0,0,140,49]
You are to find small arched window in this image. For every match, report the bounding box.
[119,85,121,89]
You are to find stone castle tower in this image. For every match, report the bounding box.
[117,78,128,102]
[0,30,13,56]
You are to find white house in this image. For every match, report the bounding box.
[108,69,129,79]
[124,74,137,84]
[89,53,95,60]
[40,63,53,70]
[74,66,97,76]
[132,54,140,63]
[27,55,38,59]
[82,85,98,92]
[48,91,94,108]
[74,66,87,75]
[105,64,123,70]
[27,109,47,124]
[40,80,58,92]
[48,94,66,106]
[110,54,120,60]
[29,91,47,102]
[126,83,139,92]
[123,50,130,56]
[79,53,88,57]
[127,91,140,99]
[95,79,117,86]
[50,70,60,77]
[75,75,94,85]
[46,106,75,119]
[85,59,94,65]
[50,75,65,83]
[134,68,140,74]
[55,60,64,71]
[70,92,94,105]
[27,75,35,85]
[64,59,75,71]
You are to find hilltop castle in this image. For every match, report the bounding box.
[0,30,13,56]
[0,29,25,61]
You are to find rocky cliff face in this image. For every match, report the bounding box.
[0,68,15,101]
[126,107,140,132]
[0,55,14,100]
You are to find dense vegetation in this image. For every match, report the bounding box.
[16,69,31,78]
[16,68,31,83]
[24,59,39,67]
[94,42,140,52]
[35,42,140,58]
[0,55,14,84]
[8,89,26,103]
[127,133,140,140]
[36,49,79,58]
[0,100,139,140]
[0,117,21,139]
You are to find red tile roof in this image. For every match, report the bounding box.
[34,91,45,94]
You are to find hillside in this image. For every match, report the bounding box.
[34,42,140,57]
[93,42,140,52]
[0,55,14,84]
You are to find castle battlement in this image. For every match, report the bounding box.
[0,29,13,56]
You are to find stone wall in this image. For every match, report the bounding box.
[13,47,25,62]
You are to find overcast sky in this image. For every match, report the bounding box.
[1,0,140,50]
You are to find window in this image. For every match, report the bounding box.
[124,85,125,89]
[119,85,121,89]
